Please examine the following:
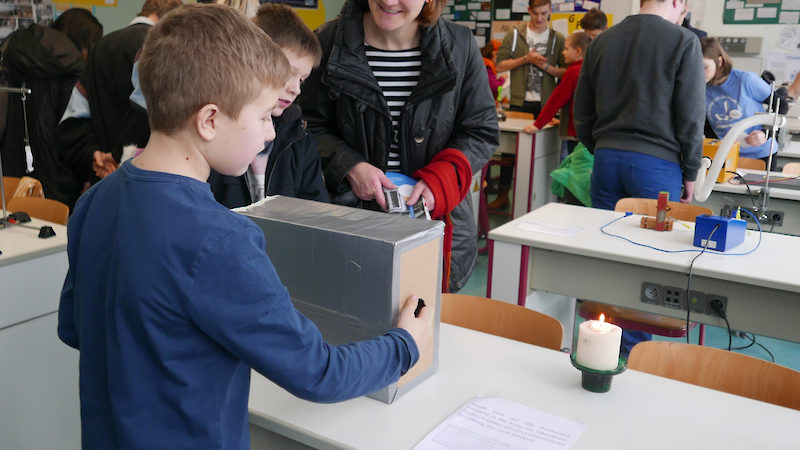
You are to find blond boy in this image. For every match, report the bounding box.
[57,5,430,448]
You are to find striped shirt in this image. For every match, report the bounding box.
[365,45,422,172]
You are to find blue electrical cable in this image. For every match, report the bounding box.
[599,207,762,256]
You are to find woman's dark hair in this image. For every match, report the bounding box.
[355,0,446,27]
[51,8,103,53]
[701,37,733,86]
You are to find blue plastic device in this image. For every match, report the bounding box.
[693,214,746,251]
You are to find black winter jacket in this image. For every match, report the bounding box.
[208,104,329,208]
[298,0,499,291]
[57,22,150,207]
[0,24,83,202]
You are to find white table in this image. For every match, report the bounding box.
[775,138,800,169]
[487,203,800,343]
[248,323,800,449]
[0,220,79,449]
[497,118,559,218]
[693,168,800,236]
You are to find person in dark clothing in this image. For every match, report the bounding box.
[209,3,329,207]
[57,0,181,208]
[0,8,102,202]
[298,0,498,292]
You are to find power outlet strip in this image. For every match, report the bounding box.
[640,282,728,316]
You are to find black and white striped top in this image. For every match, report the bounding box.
[365,45,422,172]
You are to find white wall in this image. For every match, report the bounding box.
[700,0,797,80]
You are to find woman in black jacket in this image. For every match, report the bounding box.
[298,0,498,292]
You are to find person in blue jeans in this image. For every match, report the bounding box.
[574,0,705,357]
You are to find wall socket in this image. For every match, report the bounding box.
[640,282,727,317]
[740,207,783,227]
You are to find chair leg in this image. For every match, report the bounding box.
[698,324,706,346]
[477,165,490,254]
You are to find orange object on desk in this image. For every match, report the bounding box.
[703,138,740,183]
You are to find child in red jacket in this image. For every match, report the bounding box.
[524,31,593,158]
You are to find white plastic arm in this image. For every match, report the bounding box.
[694,114,786,202]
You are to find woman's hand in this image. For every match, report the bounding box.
[523,124,539,134]
[406,179,435,212]
[346,162,395,210]
[744,130,766,147]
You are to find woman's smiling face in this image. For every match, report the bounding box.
[366,0,426,34]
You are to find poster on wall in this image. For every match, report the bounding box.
[724,0,800,25]
[0,0,55,39]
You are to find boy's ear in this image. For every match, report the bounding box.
[196,104,220,142]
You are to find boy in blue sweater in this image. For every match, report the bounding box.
[57,4,431,449]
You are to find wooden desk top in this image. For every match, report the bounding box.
[249,324,799,450]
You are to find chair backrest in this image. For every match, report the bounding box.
[440,293,563,350]
[629,341,800,410]
[503,110,535,121]
[7,197,69,225]
[782,162,800,175]
[614,198,713,222]
[2,176,20,205]
[2,176,44,205]
[738,157,766,171]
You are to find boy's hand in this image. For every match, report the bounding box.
[523,124,539,134]
[346,162,396,210]
[681,180,695,203]
[407,179,435,212]
[396,295,432,358]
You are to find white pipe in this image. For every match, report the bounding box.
[694,114,786,202]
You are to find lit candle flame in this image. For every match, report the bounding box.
[599,313,606,323]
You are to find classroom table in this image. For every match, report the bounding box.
[487,202,800,344]
[775,138,800,169]
[248,323,800,450]
[496,118,559,218]
[0,219,79,449]
[693,168,800,236]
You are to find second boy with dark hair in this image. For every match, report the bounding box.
[209,3,330,206]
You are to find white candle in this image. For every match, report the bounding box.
[575,314,622,371]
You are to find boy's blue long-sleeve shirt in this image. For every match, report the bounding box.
[58,161,418,449]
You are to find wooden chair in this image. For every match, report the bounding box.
[782,162,800,175]
[2,176,44,205]
[614,197,713,222]
[7,197,69,225]
[737,157,766,171]
[578,198,714,344]
[441,293,563,351]
[629,341,800,411]
[2,176,21,205]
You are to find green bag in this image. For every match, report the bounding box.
[550,143,593,207]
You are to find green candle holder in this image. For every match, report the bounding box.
[570,352,627,393]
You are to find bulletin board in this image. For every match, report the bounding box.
[441,0,493,47]
[0,0,56,39]
[723,0,800,25]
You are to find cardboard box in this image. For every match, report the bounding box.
[703,138,740,183]
[238,196,443,403]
